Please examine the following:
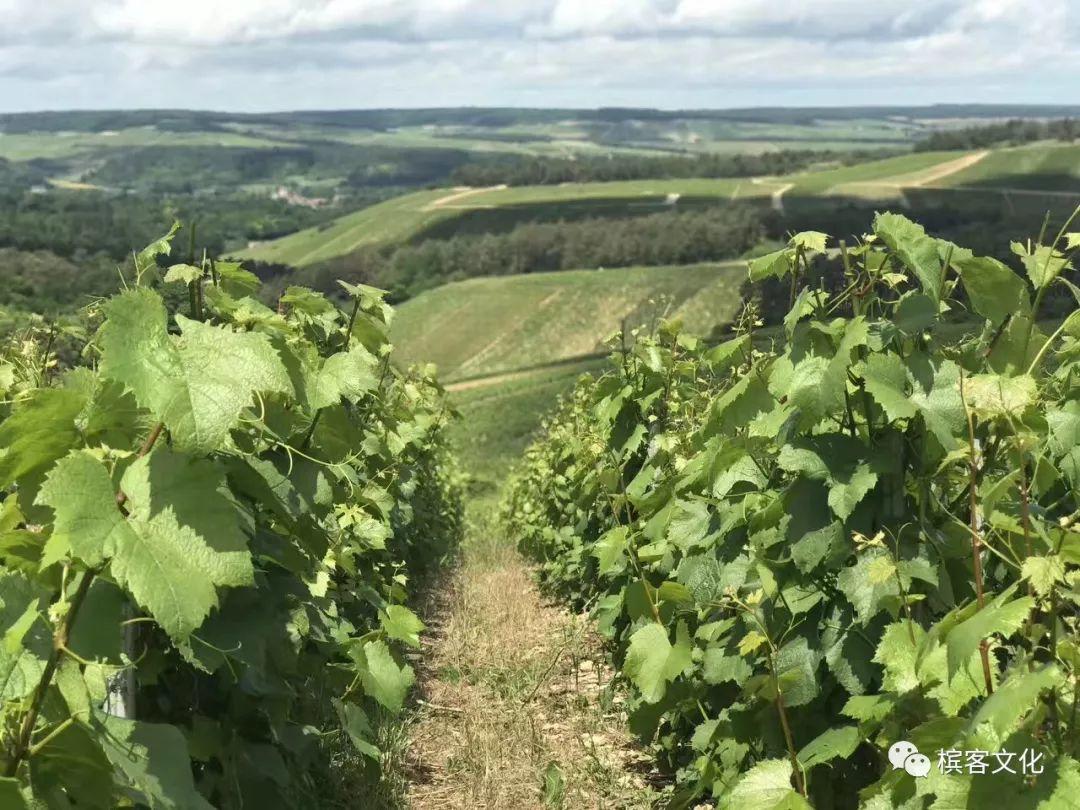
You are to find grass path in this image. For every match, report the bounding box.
[404,522,657,809]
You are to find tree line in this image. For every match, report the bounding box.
[448,149,876,187]
[915,118,1078,151]
[265,203,774,302]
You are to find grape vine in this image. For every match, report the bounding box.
[0,225,463,807]
[504,211,1080,808]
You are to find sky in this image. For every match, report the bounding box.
[0,0,1077,112]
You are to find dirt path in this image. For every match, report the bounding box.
[422,185,508,211]
[405,525,656,809]
[771,182,793,212]
[907,149,990,187]
[836,150,993,195]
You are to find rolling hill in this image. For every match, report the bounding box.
[241,148,1039,268]
[390,261,746,383]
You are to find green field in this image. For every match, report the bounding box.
[239,150,989,267]
[447,359,603,496]
[0,126,281,162]
[391,261,745,382]
[241,189,457,265]
[786,149,970,196]
[935,142,1080,191]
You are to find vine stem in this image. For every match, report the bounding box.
[769,646,806,797]
[959,373,994,695]
[6,421,164,776]
[5,568,96,776]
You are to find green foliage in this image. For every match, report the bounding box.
[0,228,463,807]
[504,211,1080,807]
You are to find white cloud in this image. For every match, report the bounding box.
[0,0,1075,110]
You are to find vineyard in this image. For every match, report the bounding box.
[0,227,463,807]
[505,212,1080,807]
[1,206,1080,808]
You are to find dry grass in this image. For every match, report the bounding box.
[405,522,657,809]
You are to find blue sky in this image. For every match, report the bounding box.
[0,0,1076,112]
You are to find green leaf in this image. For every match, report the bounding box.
[1012,242,1070,289]
[839,551,899,624]
[964,374,1037,420]
[945,591,1033,679]
[1021,555,1065,598]
[968,664,1059,747]
[214,261,261,297]
[0,571,50,701]
[874,212,946,302]
[798,726,859,769]
[749,249,791,282]
[842,694,897,724]
[0,387,85,487]
[334,699,380,760]
[380,605,425,649]
[719,758,811,810]
[955,256,1029,325]
[703,649,752,686]
[541,761,565,808]
[775,636,818,707]
[624,621,692,704]
[790,231,829,253]
[308,343,379,410]
[40,449,253,641]
[93,711,213,810]
[99,288,290,453]
[593,526,629,575]
[786,355,844,425]
[359,639,415,713]
[163,263,203,284]
[874,621,923,694]
[0,779,28,809]
[862,353,918,421]
[778,437,878,521]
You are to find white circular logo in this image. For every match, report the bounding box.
[888,740,918,770]
[904,752,932,778]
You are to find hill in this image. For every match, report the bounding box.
[241,150,988,267]
[390,261,746,383]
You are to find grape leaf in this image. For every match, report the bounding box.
[945,591,1033,679]
[955,256,1029,325]
[93,711,214,810]
[99,288,290,453]
[0,387,85,487]
[380,605,425,649]
[798,726,859,769]
[0,571,50,701]
[624,621,692,704]
[719,758,811,810]
[359,639,415,713]
[39,449,253,641]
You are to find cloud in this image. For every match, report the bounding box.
[0,0,1075,111]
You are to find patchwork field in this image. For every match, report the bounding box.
[238,142,1080,268]
[239,152,974,266]
[391,261,746,382]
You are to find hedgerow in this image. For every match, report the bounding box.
[0,225,462,807]
[504,211,1080,808]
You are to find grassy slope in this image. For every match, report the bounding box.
[786,150,968,195]
[0,127,282,161]
[391,262,745,382]
[934,142,1080,192]
[239,151,981,267]
[242,189,456,265]
[448,360,603,495]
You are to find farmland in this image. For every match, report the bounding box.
[2,104,1080,809]
[240,143,1080,270]
[391,261,745,381]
